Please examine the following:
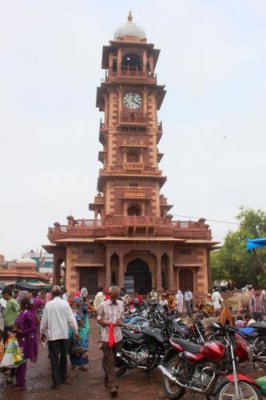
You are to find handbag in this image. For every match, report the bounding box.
[69,338,85,357]
[0,334,25,368]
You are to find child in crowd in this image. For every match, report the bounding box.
[69,313,89,371]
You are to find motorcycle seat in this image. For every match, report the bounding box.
[122,329,144,341]
[171,336,201,354]
[249,322,266,329]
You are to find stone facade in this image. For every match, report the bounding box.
[44,14,217,298]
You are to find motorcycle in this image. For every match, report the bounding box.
[239,322,266,362]
[115,308,176,377]
[158,323,262,400]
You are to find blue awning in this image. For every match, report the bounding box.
[246,238,266,251]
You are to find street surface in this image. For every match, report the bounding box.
[2,319,266,400]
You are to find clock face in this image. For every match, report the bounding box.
[123,92,142,110]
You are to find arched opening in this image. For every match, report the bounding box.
[54,257,65,287]
[179,269,194,292]
[79,268,98,295]
[111,272,117,285]
[111,253,119,286]
[122,53,142,71]
[112,60,117,72]
[127,151,139,163]
[127,204,141,216]
[125,258,151,295]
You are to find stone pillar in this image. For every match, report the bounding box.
[53,257,61,286]
[156,253,163,292]
[168,251,175,291]
[106,250,111,288]
[118,253,124,288]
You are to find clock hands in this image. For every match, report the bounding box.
[123,93,141,109]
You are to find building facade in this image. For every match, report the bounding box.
[22,250,54,274]
[44,14,217,298]
[0,257,50,287]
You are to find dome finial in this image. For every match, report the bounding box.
[128,10,133,22]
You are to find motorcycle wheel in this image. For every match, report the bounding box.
[115,358,128,378]
[253,337,266,359]
[216,382,262,400]
[162,357,185,400]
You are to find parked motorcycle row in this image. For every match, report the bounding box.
[115,302,266,400]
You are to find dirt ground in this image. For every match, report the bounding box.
[2,319,266,400]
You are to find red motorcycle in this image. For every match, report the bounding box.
[158,323,262,400]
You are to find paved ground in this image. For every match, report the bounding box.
[2,319,167,400]
[2,319,266,400]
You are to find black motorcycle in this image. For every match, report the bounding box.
[238,322,266,362]
[115,309,177,377]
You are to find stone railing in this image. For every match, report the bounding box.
[107,68,156,81]
[123,162,144,171]
[123,190,146,199]
[48,216,212,242]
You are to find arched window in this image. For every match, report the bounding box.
[112,60,117,72]
[122,53,142,71]
[111,272,117,285]
[127,151,139,163]
[127,204,141,216]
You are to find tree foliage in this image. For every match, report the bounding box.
[210,207,266,288]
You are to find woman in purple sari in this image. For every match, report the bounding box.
[11,297,38,391]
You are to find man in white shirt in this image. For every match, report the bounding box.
[94,287,105,310]
[40,286,78,390]
[184,289,193,315]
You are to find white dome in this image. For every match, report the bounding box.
[114,12,146,41]
[17,257,36,265]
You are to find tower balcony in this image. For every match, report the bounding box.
[123,162,144,171]
[48,218,105,242]
[106,68,156,83]
[122,190,146,199]
[47,216,212,242]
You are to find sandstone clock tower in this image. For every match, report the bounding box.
[91,11,168,225]
[44,13,217,300]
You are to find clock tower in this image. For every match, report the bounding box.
[91,11,168,222]
[45,13,217,300]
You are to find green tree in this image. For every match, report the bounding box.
[210,207,266,288]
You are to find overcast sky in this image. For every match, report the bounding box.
[0,0,265,260]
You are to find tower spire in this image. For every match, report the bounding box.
[128,10,133,22]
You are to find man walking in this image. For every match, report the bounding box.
[97,286,124,397]
[94,287,105,310]
[184,288,193,315]
[40,286,78,390]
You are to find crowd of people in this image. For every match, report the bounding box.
[0,284,266,396]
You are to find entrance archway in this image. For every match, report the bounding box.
[125,258,151,295]
[179,269,194,292]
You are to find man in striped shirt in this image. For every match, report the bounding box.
[97,286,124,397]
